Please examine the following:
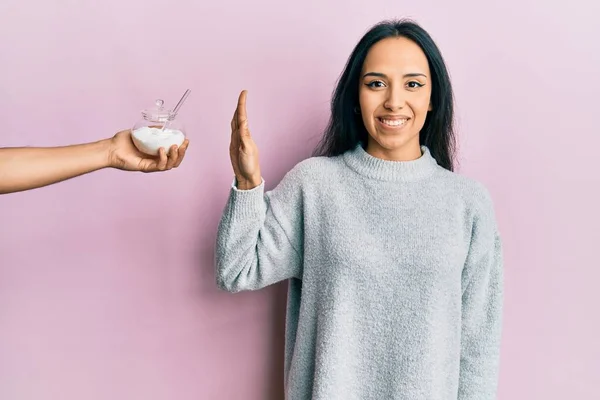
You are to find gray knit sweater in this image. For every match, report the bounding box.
[215,144,503,400]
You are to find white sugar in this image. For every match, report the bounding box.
[131,126,185,156]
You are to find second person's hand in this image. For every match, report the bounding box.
[108,129,189,173]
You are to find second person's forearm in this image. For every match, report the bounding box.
[0,140,111,194]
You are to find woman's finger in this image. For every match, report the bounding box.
[231,106,238,131]
[237,90,250,138]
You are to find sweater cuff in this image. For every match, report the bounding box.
[228,177,266,219]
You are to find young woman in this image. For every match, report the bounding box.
[217,19,503,400]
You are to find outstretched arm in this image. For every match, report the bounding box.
[0,129,189,194]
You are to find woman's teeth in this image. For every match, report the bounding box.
[380,118,407,127]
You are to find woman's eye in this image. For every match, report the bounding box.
[407,81,424,89]
[366,80,386,88]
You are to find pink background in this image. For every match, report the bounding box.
[1,0,599,399]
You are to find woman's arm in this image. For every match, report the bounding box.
[458,190,504,399]
[215,90,304,292]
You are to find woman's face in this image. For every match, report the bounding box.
[358,36,432,161]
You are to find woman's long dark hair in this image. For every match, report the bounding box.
[313,19,457,171]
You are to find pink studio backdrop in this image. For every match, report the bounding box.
[1,0,598,399]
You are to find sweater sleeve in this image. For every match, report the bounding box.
[214,170,304,293]
[458,190,504,399]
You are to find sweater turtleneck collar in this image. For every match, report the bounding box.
[342,143,440,182]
